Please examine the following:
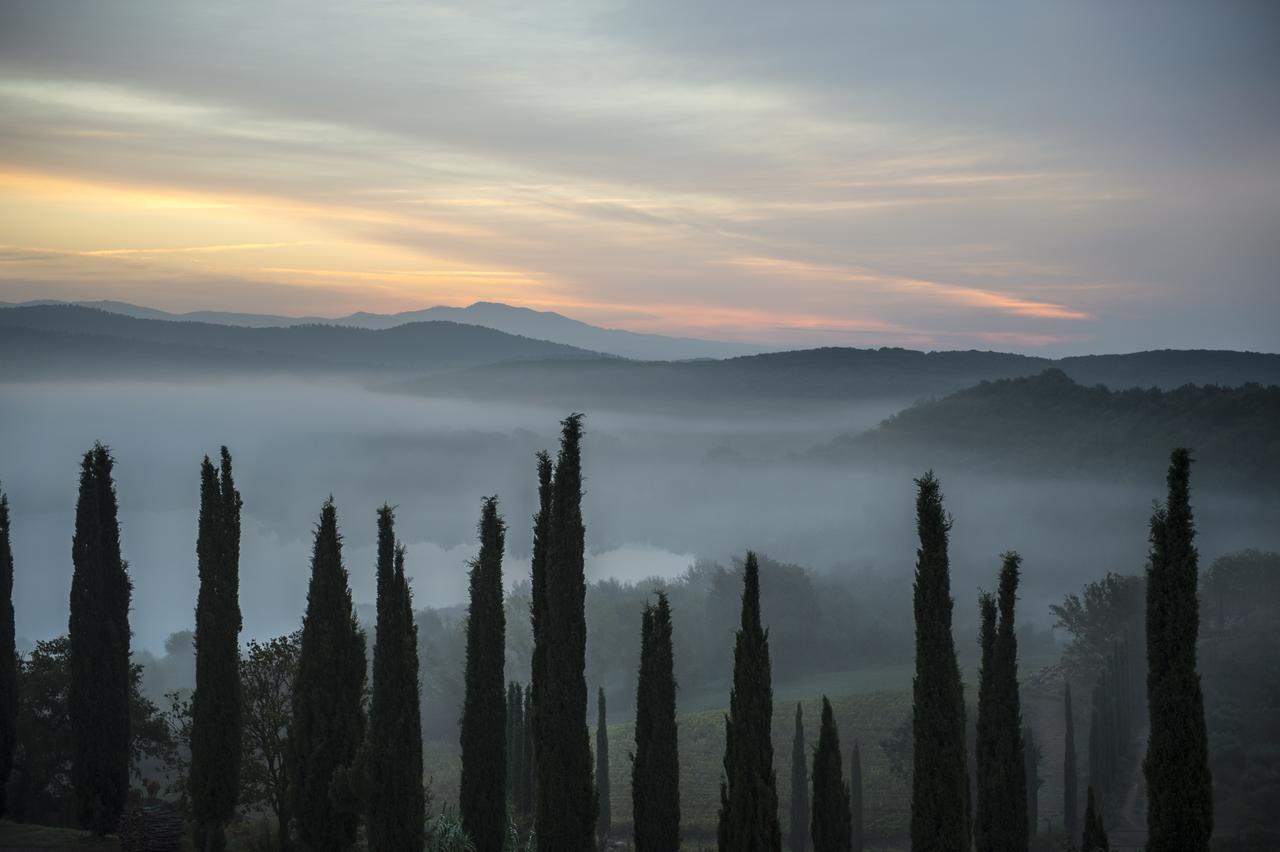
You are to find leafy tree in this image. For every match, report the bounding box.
[68,443,132,834]
[1050,573,1144,684]
[632,592,679,852]
[790,704,808,852]
[190,448,242,852]
[1080,785,1109,852]
[909,472,968,852]
[288,498,366,852]
[1144,448,1213,851]
[718,551,781,851]
[368,506,426,852]
[1063,682,1078,844]
[810,697,851,852]
[596,687,610,849]
[10,636,170,827]
[536,415,596,851]
[0,485,15,818]
[240,633,300,852]
[849,740,863,852]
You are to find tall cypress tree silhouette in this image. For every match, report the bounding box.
[596,687,611,849]
[1144,448,1212,851]
[790,704,809,852]
[529,450,552,804]
[633,592,679,852]
[68,444,131,835]
[0,484,16,819]
[367,507,425,851]
[191,448,242,852]
[1063,682,1078,844]
[461,497,507,852]
[288,498,366,852]
[718,551,781,851]
[850,740,863,852]
[536,415,596,851]
[909,472,968,852]
[810,697,851,852]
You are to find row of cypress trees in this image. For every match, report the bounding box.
[505,681,535,822]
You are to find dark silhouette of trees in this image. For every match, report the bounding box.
[529,450,552,825]
[790,704,808,852]
[0,484,15,818]
[1081,785,1109,851]
[1063,682,1077,843]
[536,415,596,851]
[462,497,507,851]
[975,554,1027,852]
[909,472,968,851]
[596,687,610,849]
[810,697,851,852]
[190,448,242,852]
[68,443,131,835]
[850,740,863,852]
[718,551,781,851]
[506,682,523,810]
[288,498,366,852]
[240,633,299,852]
[1023,725,1041,839]
[1144,448,1213,851]
[367,507,425,852]
[633,592,679,852]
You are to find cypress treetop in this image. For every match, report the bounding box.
[810,697,851,852]
[68,443,131,835]
[909,472,968,852]
[461,496,508,852]
[1144,448,1212,852]
[633,592,679,852]
[190,448,243,852]
[288,498,366,852]
[718,551,781,851]
[0,485,15,820]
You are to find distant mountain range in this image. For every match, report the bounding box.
[0,298,766,360]
[810,369,1280,490]
[0,304,601,379]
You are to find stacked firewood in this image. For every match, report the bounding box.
[118,803,184,852]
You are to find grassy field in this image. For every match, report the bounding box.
[0,820,120,850]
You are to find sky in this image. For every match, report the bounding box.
[0,1,1277,354]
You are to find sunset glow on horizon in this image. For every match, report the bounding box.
[1,2,1276,353]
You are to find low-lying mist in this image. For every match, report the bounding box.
[2,378,1276,654]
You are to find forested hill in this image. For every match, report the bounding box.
[0,304,603,378]
[811,369,1280,490]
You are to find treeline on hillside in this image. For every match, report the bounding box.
[0,432,1237,852]
[814,368,1280,490]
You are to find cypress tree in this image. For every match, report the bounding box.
[596,687,611,849]
[974,592,999,852]
[288,498,366,852]
[190,449,243,852]
[68,443,131,835]
[717,551,781,851]
[790,704,809,852]
[994,554,1027,850]
[909,472,968,852]
[1144,448,1212,852]
[507,683,523,806]
[0,485,15,819]
[521,685,536,819]
[1081,785,1109,852]
[810,697,851,852]
[367,507,426,852]
[1063,682,1078,843]
[529,451,552,790]
[633,592,679,852]
[461,497,507,852]
[536,415,596,851]
[850,741,863,852]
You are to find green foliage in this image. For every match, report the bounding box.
[240,633,299,852]
[632,592,679,851]
[909,472,968,852]
[0,485,16,818]
[1049,572,1144,685]
[427,806,477,852]
[1144,449,1213,852]
[535,415,596,851]
[367,506,426,852]
[718,551,782,851]
[789,704,808,852]
[975,554,1027,852]
[287,498,366,852]
[1203,549,1280,632]
[68,443,132,835]
[595,687,610,848]
[191,448,242,850]
[8,636,170,827]
[810,697,851,852]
